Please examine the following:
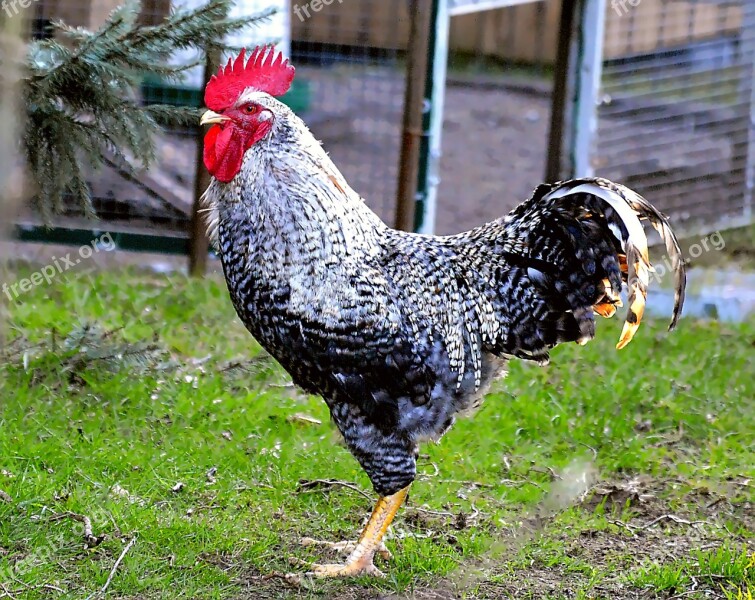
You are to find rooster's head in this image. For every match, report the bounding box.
[200,46,295,183]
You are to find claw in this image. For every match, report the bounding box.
[300,537,392,561]
[309,561,385,578]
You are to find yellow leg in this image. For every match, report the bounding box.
[307,485,409,578]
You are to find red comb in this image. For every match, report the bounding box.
[204,45,295,111]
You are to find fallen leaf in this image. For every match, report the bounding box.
[287,413,322,426]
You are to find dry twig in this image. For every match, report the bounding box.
[84,536,137,600]
[6,578,64,596]
[608,513,711,536]
[248,571,302,586]
[406,506,455,518]
[637,514,709,531]
[437,479,494,489]
[48,512,104,546]
[296,478,372,501]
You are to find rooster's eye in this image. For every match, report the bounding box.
[243,104,257,114]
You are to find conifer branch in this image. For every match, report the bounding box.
[22,0,274,220]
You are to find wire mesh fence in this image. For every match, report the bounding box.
[595,0,753,237]
[292,0,560,235]
[291,2,408,225]
[436,1,557,234]
[9,0,755,250]
[433,0,755,237]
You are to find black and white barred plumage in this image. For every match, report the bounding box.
[203,91,686,496]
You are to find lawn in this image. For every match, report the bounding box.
[0,266,753,599]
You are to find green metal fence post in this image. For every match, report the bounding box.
[414,0,449,234]
[546,0,606,182]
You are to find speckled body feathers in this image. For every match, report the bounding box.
[204,93,686,496]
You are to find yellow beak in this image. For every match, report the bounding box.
[200,110,230,126]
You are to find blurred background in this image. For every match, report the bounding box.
[2,0,754,316]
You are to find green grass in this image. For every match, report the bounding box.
[627,546,754,597]
[1,266,753,599]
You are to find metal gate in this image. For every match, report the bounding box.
[431,0,755,238]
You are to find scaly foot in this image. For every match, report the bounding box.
[309,559,384,578]
[300,537,392,561]
[289,486,410,579]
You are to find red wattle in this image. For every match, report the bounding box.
[203,124,245,183]
[203,125,221,172]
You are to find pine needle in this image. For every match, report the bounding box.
[22,0,273,220]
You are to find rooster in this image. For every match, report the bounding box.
[199,46,686,578]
